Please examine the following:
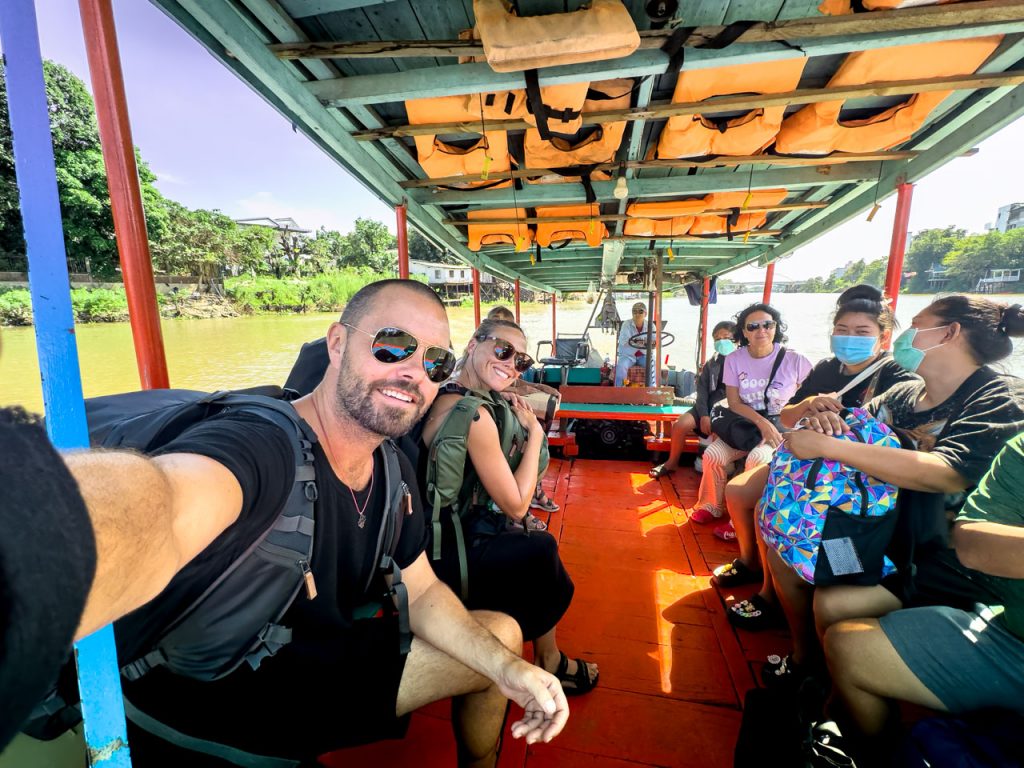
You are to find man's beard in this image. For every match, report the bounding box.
[334,363,426,438]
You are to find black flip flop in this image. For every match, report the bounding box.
[727,594,782,631]
[711,557,762,588]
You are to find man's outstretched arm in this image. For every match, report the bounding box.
[399,553,569,744]
[66,450,244,639]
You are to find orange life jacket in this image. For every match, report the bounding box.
[406,96,511,187]
[688,189,787,236]
[654,59,806,159]
[466,208,533,252]
[774,37,1002,155]
[818,0,962,14]
[535,204,607,247]
[623,199,707,237]
[524,79,633,171]
[472,0,639,73]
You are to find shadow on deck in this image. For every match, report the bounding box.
[330,458,792,768]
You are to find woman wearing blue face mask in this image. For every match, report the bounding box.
[717,285,917,628]
[650,320,737,478]
[777,295,1024,692]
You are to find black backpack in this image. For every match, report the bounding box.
[26,388,412,744]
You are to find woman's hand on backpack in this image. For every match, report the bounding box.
[807,394,843,414]
[783,429,832,460]
[798,410,850,436]
[758,418,784,449]
[509,394,541,434]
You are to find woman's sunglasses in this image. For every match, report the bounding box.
[479,335,534,373]
[344,324,456,383]
[745,320,777,332]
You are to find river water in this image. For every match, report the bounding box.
[4,292,1024,414]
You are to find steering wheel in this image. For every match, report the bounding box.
[628,331,675,349]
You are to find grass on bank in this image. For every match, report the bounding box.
[0,270,432,325]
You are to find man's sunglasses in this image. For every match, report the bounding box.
[344,324,456,383]
[479,335,534,373]
[745,320,777,332]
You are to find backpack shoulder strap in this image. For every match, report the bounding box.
[370,440,414,654]
[762,347,787,411]
[120,394,318,683]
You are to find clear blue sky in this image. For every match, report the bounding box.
[16,0,1024,282]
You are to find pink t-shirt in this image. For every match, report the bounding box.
[722,344,812,415]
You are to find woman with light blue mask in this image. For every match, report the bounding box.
[717,285,917,631]
[781,294,1024,694]
[650,320,737,478]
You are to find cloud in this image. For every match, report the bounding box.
[152,170,185,185]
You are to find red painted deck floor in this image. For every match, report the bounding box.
[325,459,791,768]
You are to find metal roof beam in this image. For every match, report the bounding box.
[411,164,879,207]
[153,0,556,292]
[308,18,1022,107]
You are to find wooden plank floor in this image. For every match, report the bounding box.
[326,458,791,768]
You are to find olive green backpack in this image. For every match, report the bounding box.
[425,389,549,598]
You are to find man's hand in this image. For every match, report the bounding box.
[498,659,569,744]
[783,429,835,460]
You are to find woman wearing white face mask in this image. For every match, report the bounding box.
[717,286,918,632]
[773,295,1024,690]
[650,320,737,478]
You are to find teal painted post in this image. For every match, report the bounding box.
[0,1,132,765]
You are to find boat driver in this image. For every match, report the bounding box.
[615,302,650,386]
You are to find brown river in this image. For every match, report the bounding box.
[4,292,1024,413]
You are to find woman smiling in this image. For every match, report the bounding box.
[419,318,599,696]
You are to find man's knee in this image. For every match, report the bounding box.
[472,610,523,656]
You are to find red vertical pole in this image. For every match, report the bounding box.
[80,0,168,389]
[395,202,409,279]
[884,182,915,313]
[472,268,481,326]
[698,277,710,368]
[514,279,521,324]
[551,292,557,342]
[762,262,775,304]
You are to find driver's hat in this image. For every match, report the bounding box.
[631,302,646,313]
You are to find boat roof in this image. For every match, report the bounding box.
[148,0,1024,293]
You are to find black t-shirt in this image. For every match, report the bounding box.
[789,355,917,409]
[116,409,428,663]
[866,367,1024,489]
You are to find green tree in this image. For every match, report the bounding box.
[340,217,396,273]
[943,230,1017,291]
[150,203,237,292]
[408,229,454,264]
[904,226,966,293]
[230,224,278,276]
[0,60,167,276]
[306,227,348,272]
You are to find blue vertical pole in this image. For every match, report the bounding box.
[0,1,132,766]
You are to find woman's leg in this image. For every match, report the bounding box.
[651,412,697,474]
[765,546,817,667]
[533,627,598,692]
[694,438,744,515]
[813,585,903,644]
[724,463,770,572]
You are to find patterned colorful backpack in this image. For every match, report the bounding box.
[759,407,901,586]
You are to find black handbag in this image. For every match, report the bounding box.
[710,347,787,452]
